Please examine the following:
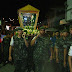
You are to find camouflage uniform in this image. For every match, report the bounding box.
[55,29,69,72]
[13,35,28,72]
[33,36,55,72]
[27,44,35,72]
[55,36,65,72]
[2,37,11,64]
[55,36,64,60]
[51,36,56,49]
[63,36,69,72]
[62,28,71,72]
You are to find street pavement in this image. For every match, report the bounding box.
[0,63,15,72]
[0,60,62,72]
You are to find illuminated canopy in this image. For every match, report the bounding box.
[18,4,40,12]
[18,4,40,29]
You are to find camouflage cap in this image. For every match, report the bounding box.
[12,27,23,33]
[16,27,23,31]
[39,26,45,30]
[45,28,58,32]
[59,30,63,33]
[54,29,59,33]
[62,27,68,32]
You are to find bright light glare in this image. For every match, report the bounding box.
[5,21,8,22]
[24,18,27,20]
[6,25,9,30]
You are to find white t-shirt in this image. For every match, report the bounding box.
[68,46,72,56]
[10,36,14,46]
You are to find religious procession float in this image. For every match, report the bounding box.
[17,4,40,37]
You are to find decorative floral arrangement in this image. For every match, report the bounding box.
[24,26,34,29]
[23,26,39,36]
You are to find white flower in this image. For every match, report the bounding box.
[33,30,36,32]
[27,29,30,32]
[24,32,26,34]
[29,26,32,28]
[29,29,32,32]
[31,33,33,35]
[38,31,39,33]
[34,32,37,34]
[25,26,27,27]
[24,29,27,30]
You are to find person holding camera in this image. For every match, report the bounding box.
[9,27,29,72]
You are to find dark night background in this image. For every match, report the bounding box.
[0,0,66,22]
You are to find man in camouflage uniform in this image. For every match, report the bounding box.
[52,31,60,60]
[55,28,68,72]
[9,27,29,72]
[63,28,69,70]
[50,31,58,60]
[31,26,55,72]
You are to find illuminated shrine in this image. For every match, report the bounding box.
[18,4,40,30]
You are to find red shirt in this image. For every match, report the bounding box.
[0,38,2,43]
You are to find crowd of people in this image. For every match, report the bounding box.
[0,25,72,72]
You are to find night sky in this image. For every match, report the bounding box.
[1,0,66,22]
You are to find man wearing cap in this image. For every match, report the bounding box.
[31,26,54,72]
[62,27,71,72]
[9,27,29,72]
[55,28,69,72]
[67,25,72,72]
[52,31,59,60]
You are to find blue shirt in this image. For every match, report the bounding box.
[1,34,6,41]
[51,36,56,47]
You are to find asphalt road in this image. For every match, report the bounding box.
[0,60,66,72]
